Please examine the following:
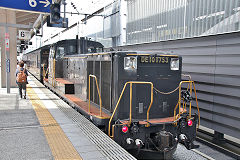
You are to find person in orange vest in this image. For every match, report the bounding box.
[15,61,28,99]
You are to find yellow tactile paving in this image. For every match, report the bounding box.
[27,86,82,160]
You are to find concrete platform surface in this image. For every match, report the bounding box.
[0,75,136,160]
[0,88,53,160]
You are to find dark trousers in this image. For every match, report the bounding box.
[17,83,27,98]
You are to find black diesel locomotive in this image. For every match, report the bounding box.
[22,45,50,83]
[24,38,200,159]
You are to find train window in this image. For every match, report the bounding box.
[67,45,77,55]
[88,47,96,53]
[96,47,103,53]
[56,46,65,58]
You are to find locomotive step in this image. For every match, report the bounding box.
[65,94,111,119]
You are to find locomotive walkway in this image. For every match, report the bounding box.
[0,75,136,160]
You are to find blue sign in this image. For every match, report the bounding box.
[6,59,10,73]
[0,0,52,13]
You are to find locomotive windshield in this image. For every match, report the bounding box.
[56,46,64,58]
[69,45,77,54]
[55,44,78,58]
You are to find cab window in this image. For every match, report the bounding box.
[67,45,77,55]
[56,46,65,59]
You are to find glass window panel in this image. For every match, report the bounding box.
[161,0,164,41]
[194,0,199,37]
[236,0,240,31]
[218,0,224,33]
[223,0,230,33]
[158,0,161,41]
[141,0,144,43]
[163,0,166,41]
[173,0,177,39]
[169,0,172,39]
[147,0,150,42]
[190,0,195,37]
[199,0,205,36]
[204,0,211,35]
[166,0,170,40]
[172,6,176,39]
[209,0,214,35]
[185,1,192,37]
[228,0,234,32]
[214,0,220,34]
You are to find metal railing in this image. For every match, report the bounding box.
[52,59,56,87]
[88,75,103,116]
[174,80,200,127]
[42,64,46,79]
[108,81,153,137]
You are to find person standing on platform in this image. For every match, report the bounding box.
[15,61,28,99]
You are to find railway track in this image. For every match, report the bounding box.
[196,129,240,160]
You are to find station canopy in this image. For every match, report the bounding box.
[16,11,39,30]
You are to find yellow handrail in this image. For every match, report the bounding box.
[42,64,46,79]
[193,82,200,127]
[54,59,56,87]
[88,75,103,116]
[108,81,153,137]
[51,59,56,87]
[174,81,200,127]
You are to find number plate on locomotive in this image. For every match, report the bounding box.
[140,56,169,64]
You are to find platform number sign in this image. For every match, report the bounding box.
[19,30,30,40]
[29,0,50,8]
[6,59,10,73]
[0,0,51,13]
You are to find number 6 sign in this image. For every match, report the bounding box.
[19,30,30,40]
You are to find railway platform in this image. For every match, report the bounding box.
[0,75,136,160]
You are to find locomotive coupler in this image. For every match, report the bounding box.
[179,113,199,150]
[126,138,134,144]
[135,139,144,146]
[179,133,199,150]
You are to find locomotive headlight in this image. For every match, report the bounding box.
[170,58,179,70]
[124,56,137,70]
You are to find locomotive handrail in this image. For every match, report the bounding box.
[88,75,103,117]
[108,81,153,137]
[42,64,46,79]
[51,59,56,87]
[182,74,192,81]
[174,81,200,127]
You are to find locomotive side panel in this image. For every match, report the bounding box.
[112,53,138,120]
[87,55,112,112]
[101,61,111,111]
[73,58,88,101]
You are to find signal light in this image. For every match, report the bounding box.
[187,119,193,126]
[122,126,128,133]
[50,3,61,23]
